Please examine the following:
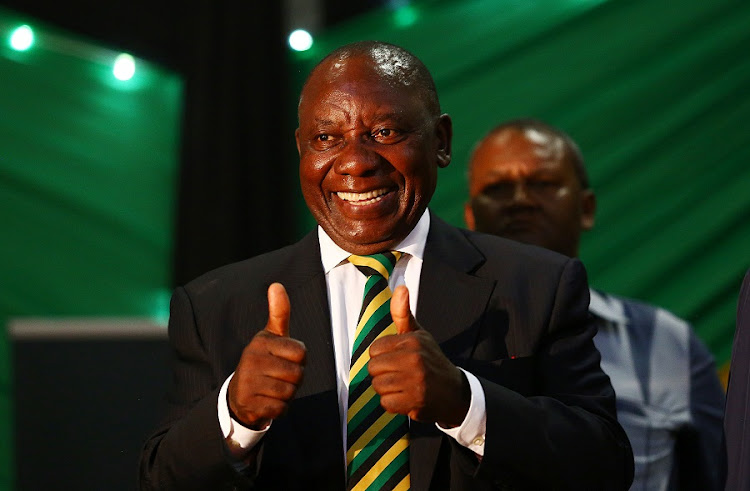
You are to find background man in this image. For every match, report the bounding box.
[465,118,725,490]
[139,45,633,490]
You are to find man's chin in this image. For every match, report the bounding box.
[335,236,402,256]
[326,224,404,255]
[497,228,545,249]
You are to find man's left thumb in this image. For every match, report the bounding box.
[391,285,419,334]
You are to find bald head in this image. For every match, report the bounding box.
[299,41,441,120]
[469,118,589,190]
[465,118,595,258]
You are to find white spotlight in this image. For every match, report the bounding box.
[288,29,313,52]
[10,25,34,51]
[113,53,136,81]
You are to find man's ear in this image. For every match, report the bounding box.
[464,202,476,230]
[581,189,596,231]
[295,128,302,156]
[435,114,452,168]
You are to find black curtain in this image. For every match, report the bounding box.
[173,3,295,285]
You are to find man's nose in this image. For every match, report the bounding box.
[510,180,532,203]
[333,138,381,176]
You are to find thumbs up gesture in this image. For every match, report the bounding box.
[228,283,307,430]
[368,286,470,428]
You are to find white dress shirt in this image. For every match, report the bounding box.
[217,210,487,459]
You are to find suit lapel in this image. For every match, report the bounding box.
[410,214,496,491]
[270,232,336,397]
[282,232,338,398]
[416,215,495,347]
[273,232,345,486]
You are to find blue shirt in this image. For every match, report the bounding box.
[590,289,725,491]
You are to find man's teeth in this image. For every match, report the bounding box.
[337,189,389,204]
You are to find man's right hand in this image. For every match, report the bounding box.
[228,282,306,430]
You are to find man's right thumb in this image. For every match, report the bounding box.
[265,282,290,337]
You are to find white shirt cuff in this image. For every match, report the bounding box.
[218,372,268,450]
[434,368,486,456]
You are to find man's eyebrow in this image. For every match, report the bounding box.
[371,111,418,127]
[312,117,337,127]
[483,170,514,180]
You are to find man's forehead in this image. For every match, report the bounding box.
[470,130,569,181]
[367,46,420,87]
[485,128,565,163]
[300,61,424,117]
[316,50,419,90]
[523,128,563,156]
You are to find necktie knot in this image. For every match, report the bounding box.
[348,251,402,280]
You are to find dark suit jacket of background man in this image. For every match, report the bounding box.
[139,214,634,490]
[725,268,750,490]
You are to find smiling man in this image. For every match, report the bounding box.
[139,43,633,490]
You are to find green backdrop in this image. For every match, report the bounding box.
[289,0,750,371]
[0,7,182,487]
[2,0,749,486]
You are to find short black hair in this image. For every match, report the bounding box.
[471,118,590,189]
[301,40,441,118]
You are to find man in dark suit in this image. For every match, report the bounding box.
[726,268,750,489]
[138,41,633,490]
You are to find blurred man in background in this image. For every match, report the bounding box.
[465,118,725,490]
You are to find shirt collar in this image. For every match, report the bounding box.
[318,209,430,274]
[589,288,629,324]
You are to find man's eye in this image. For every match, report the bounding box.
[482,182,516,198]
[311,133,338,150]
[374,128,399,140]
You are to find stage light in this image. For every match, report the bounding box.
[288,29,313,52]
[9,25,34,51]
[393,5,419,27]
[113,53,136,81]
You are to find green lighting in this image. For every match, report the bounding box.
[9,25,34,51]
[149,288,172,326]
[393,5,419,27]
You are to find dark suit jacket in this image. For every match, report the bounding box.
[725,268,750,490]
[138,215,633,490]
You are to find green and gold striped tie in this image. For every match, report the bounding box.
[346,252,410,491]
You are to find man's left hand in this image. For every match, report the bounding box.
[368,285,471,428]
